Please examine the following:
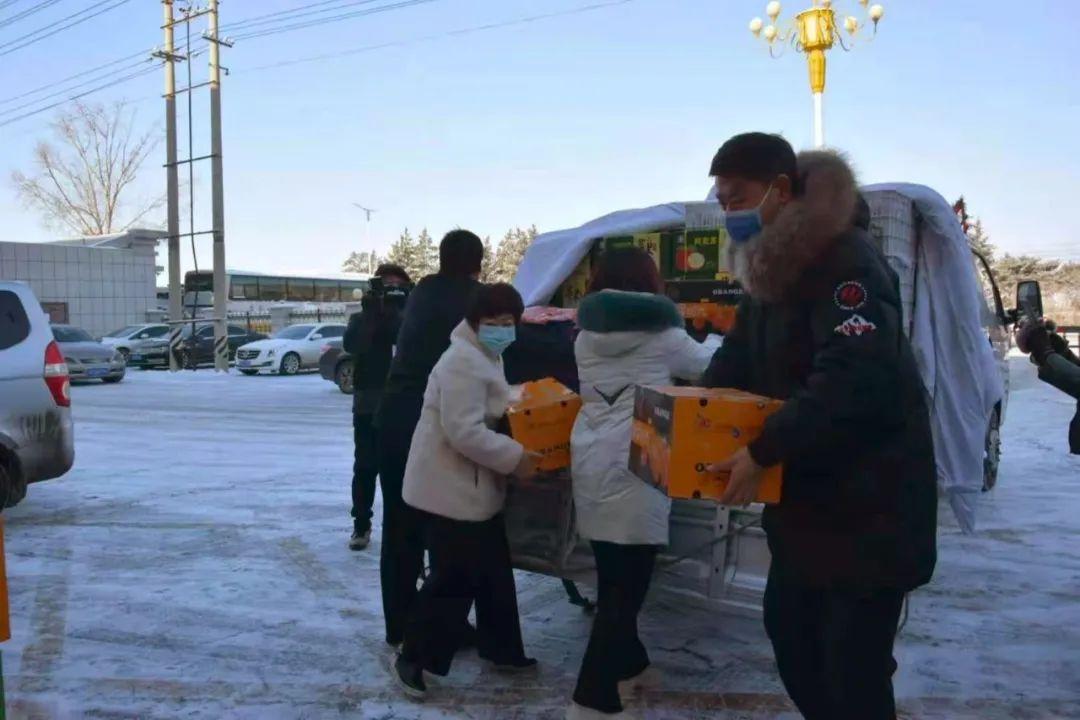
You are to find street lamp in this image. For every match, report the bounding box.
[749,0,884,148]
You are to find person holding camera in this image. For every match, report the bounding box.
[1016,319,1080,454]
[343,264,413,550]
[376,229,485,648]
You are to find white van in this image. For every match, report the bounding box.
[509,183,1028,614]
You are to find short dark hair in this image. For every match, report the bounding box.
[374,263,411,284]
[466,282,524,326]
[587,247,662,295]
[439,229,485,277]
[709,132,799,194]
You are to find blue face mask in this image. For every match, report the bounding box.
[477,324,516,355]
[723,185,774,245]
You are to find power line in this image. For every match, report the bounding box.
[0,0,63,29]
[0,58,150,118]
[0,49,148,106]
[0,0,132,57]
[220,0,382,34]
[231,0,437,42]
[238,0,633,73]
[0,0,30,11]
[0,63,157,128]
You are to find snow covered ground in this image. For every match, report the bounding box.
[2,358,1078,719]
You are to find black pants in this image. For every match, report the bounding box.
[573,541,658,714]
[401,512,526,676]
[763,564,905,720]
[376,393,426,645]
[351,413,378,534]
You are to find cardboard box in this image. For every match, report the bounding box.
[507,379,583,472]
[629,386,784,504]
[600,232,673,276]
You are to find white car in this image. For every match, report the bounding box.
[99,323,171,362]
[234,323,346,376]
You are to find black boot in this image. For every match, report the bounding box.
[392,654,427,699]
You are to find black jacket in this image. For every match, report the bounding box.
[381,274,480,401]
[343,295,404,415]
[703,151,937,592]
[1036,346,1080,454]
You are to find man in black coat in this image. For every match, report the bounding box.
[342,263,412,550]
[703,133,937,720]
[376,230,483,647]
[1017,319,1080,454]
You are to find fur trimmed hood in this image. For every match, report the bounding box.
[577,290,683,334]
[732,150,859,303]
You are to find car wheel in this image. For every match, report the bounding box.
[0,455,26,509]
[335,361,354,394]
[280,352,301,376]
[982,407,1002,492]
[179,348,195,369]
[102,375,124,384]
[240,369,258,376]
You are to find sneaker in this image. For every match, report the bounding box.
[481,654,539,673]
[349,528,371,551]
[390,654,426,700]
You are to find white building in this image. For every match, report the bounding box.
[0,228,165,338]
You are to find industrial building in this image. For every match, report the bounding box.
[0,228,165,338]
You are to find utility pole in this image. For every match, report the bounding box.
[157,0,183,371]
[353,203,378,275]
[208,0,228,372]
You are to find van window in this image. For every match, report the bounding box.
[0,290,31,351]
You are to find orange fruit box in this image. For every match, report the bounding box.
[506,379,583,472]
[630,386,783,504]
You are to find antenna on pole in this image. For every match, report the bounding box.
[353,203,378,275]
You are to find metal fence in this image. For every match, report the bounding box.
[287,308,348,324]
[227,312,273,335]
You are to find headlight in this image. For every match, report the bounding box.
[64,356,75,365]
[266,349,275,357]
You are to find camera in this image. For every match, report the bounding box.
[365,276,411,306]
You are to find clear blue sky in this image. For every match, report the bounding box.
[1,0,1077,277]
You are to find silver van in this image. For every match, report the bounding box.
[0,281,75,507]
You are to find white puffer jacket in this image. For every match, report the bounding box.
[402,321,525,522]
[571,291,716,546]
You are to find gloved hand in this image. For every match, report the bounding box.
[1017,321,1053,364]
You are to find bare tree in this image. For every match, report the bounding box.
[11,101,162,236]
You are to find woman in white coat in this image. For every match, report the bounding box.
[568,249,716,719]
[393,283,541,699]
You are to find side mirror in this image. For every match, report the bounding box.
[310,334,323,341]
[1015,280,1043,322]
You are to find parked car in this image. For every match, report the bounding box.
[318,338,354,394]
[236,323,346,376]
[99,323,170,362]
[0,282,75,507]
[52,324,126,384]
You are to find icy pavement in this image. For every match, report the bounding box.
[2,358,1079,719]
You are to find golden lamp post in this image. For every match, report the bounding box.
[749,0,884,148]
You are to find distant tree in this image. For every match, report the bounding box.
[11,101,162,236]
[385,228,420,278]
[414,228,439,279]
[480,235,496,282]
[487,225,538,283]
[954,196,996,263]
[341,250,383,275]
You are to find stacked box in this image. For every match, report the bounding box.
[600,232,673,277]
[506,379,582,472]
[629,386,784,504]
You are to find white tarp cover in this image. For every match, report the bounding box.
[514,183,1004,532]
[863,183,1004,533]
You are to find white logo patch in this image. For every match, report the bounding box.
[834,314,877,337]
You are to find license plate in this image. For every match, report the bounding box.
[87,367,109,378]
[238,360,252,367]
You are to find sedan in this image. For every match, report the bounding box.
[236,323,346,376]
[52,324,125,383]
[177,323,268,368]
[99,323,170,362]
[318,338,353,394]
